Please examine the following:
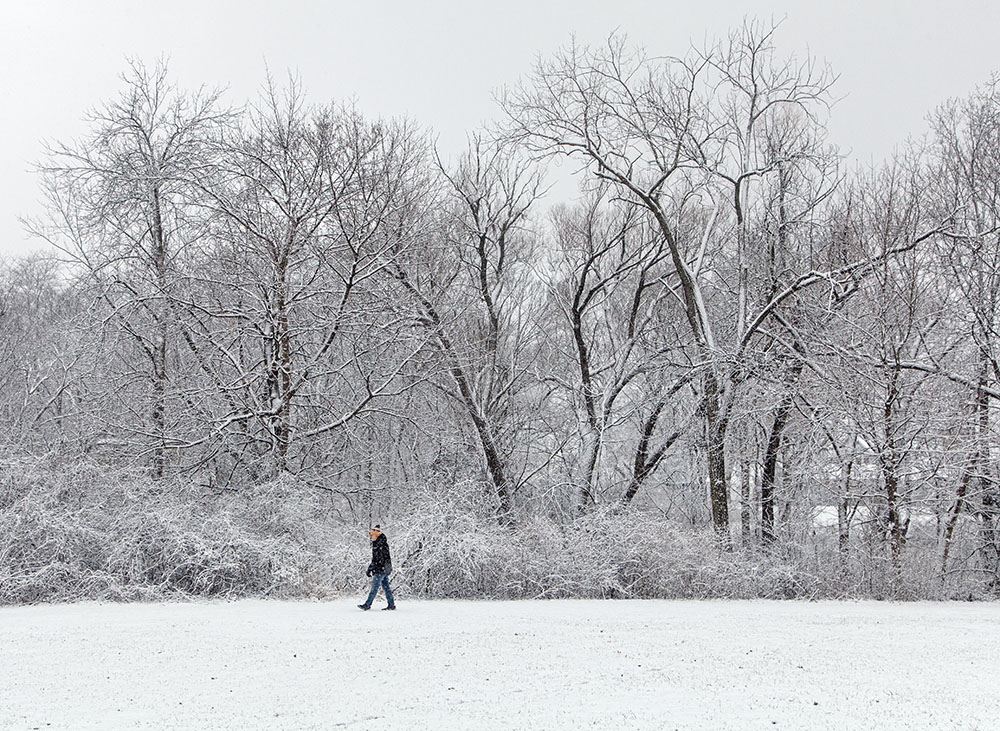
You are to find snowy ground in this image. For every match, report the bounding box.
[1,598,997,730]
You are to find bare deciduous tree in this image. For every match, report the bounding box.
[388,137,546,521]
[30,60,228,476]
[502,22,885,541]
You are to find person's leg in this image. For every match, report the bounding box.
[381,574,395,608]
[360,574,381,608]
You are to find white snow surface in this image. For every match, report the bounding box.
[1,598,997,730]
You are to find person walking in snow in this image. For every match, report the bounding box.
[358,525,396,611]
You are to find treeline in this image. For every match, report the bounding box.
[3,21,1000,601]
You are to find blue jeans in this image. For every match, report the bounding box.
[363,572,395,608]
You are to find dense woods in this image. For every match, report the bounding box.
[5,22,1000,602]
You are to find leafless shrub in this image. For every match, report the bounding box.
[0,454,355,604]
[2,453,993,603]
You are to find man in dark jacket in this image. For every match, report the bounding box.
[358,525,396,610]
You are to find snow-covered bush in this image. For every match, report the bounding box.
[387,501,823,600]
[0,453,358,604]
[1,454,991,604]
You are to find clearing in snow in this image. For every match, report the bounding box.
[1,599,997,730]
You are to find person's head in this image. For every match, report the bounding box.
[369,525,382,542]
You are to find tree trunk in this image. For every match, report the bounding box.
[759,404,789,545]
[941,466,971,581]
[704,370,730,542]
[264,256,293,475]
[150,185,167,479]
[882,367,905,584]
[580,427,600,509]
[972,351,1000,587]
[740,456,752,547]
[837,459,853,579]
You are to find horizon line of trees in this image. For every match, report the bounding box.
[4,20,1000,595]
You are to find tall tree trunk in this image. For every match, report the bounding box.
[760,397,793,544]
[150,185,167,479]
[570,293,602,509]
[274,293,292,469]
[882,366,905,584]
[837,457,854,579]
[265,253,293,474]
[580,427,600,509]
[704,370,730,541]
[941,466,971,581]
[647,204,730,543]
[761,343,804,544]
[973,352,1000,587]
[740,455,752,547]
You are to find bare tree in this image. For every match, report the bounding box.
[30,60,228,476]
[541,192,693,509]
[388,136,545,521]
[0,256,87,449]
[928,81,1000,586]
[817,155,956,588]
[502,22,915,542]
[185,81,430,482]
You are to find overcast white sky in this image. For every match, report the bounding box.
[2,0,998,257]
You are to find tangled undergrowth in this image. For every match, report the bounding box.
[0,453,991,604]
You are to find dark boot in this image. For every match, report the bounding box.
[383,605,396,611]
[358,604,370,611]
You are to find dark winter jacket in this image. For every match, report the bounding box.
[367,534,392,576]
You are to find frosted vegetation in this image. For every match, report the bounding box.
[4,20,1000,602]
[0,455,983,603]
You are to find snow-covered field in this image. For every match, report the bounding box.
[1,598,997,730]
